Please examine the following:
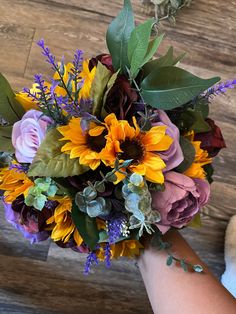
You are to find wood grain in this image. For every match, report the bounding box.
[0,0,236,312]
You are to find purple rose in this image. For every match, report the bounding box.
[12,110,52,163]
[151,171,210,234]
[3,201,49,244]
[152,110,184,171]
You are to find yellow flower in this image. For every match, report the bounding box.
[57,118,109,170]
[0,167,33,203]
[184,131,212,179]
[47,196,83,246]
[78,59,96,99]
[96,240,143,260]
[102,113,173,184]
[15,84,42,111]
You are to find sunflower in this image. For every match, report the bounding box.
[0,167,34,203]
[102,113,173,184]
[184,131,212,179]
[78,59,96,100]
[46,196,83,246]
[58,118,109,170]
[96,240,143,260]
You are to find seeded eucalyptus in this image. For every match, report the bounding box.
[142,0,192,25]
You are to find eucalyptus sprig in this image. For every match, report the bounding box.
[150,233,204,273]
[143,0,192,25]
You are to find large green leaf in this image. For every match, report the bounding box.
[0,73,25,124]
[91,62,112,117]
[106,0,135,72]
[142,46,185,78]
[71,203,99,250]
[127,18,154,79]
[141,66,220,110]
[175,136,196,173]
[28,128,89,177]
[0,125,14,152]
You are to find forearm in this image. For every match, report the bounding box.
[138,230,236,314]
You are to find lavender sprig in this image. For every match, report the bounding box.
[107,217,126,244]
[84,251,99,275]
[204,79,236,99]
[37,39,74,102]
[9,163,29,173]
[104,243,112,268]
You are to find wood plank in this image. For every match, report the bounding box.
[0,247,152,313]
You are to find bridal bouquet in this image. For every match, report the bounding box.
[0,0,230,273]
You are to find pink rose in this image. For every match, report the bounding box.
[152,110,184,171]
[12,110,52,163]
[151,171,210,234]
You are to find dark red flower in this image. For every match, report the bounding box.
[89,54,113,72]
[194,118,226,157]
[104,75,138,120]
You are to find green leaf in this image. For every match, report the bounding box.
[180,109,211,133]
[28,128,89,177]
[0,73,25,124]
[0,125,14,152]
[166,255,173,266]
[127,18,154,79]
[180,260,188,272]
[141,66,220,110]
[204,164,214,184]
[175,136,196,173]
[194,99,209,119]
[188,213,202,228]
[142,46,176,78]
[101,70,120,119]
[142,34,164,66]
[106,0,135,72]
[91,62,112,117]
[71,203,99,250]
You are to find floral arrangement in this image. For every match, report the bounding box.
[0,0,231,274]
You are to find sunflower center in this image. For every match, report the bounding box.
[86,130,107,153]
[120,139,145,163]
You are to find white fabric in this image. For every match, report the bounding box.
[221,215,236,297]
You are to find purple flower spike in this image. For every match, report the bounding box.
[37,39,56,69]
[205,79,236,99]
[84,250,99,275]
[104,243,111,268]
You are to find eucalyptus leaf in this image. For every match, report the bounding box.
[71,203,99,250]
[106,0,135,72]
[0,125,14,152]
[91,62,112,117]
[28,128,89,177]
[127,18,154,78]
[175,136,196,173]
[141,66,220,110]
[0,73,25,124]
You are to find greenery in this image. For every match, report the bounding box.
[143,0,192,25]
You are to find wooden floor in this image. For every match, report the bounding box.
[0,0,236,313]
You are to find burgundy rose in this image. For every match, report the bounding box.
[89,54,113,72]
[152,110,184,171]
[4,201,49,243]
[194,118,226,157]
[151,171,210,234]
[104,75,138,120]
